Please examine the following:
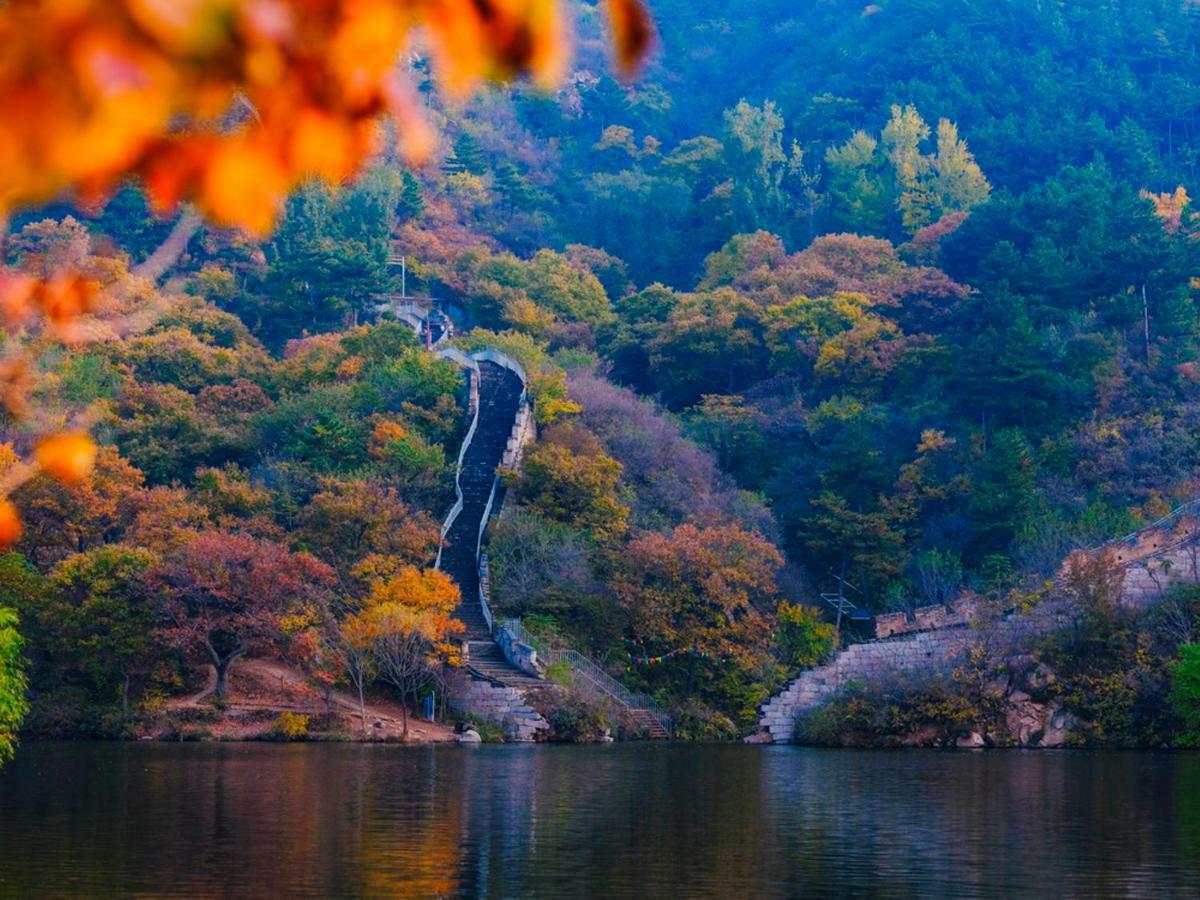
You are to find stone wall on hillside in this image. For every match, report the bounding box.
[874,596,986,639]
[757,628,978,743]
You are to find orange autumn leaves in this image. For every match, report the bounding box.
[0,0,654,237]
[0,271,100,345]
[0,432,98,549]
[0,0,650,548]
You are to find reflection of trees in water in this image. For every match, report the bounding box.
[351,747,463,897]
[457,746,774,895]
[1,745,1199,895]
[760,750,1200,897]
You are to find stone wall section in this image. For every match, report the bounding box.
[757,628,978,743]
[874,595,987,639]
[445,671,550,742]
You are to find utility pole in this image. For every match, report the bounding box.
[1142,283,1151,366]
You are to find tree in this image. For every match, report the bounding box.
[296,478,440,580]
[0,0,649,540]
[1170,644,1200,747]
[362,567,462,737]
[612,523,779,707]
[0,606,28,765]
[774,602,836,670]
[332,611,378,738]
[647,288,769,408]
[932,119,990,216]
[43,546,160,715]
[966,429,1040,562]
[800,492,908,607]
[722,99,788,234]
[487,510,595,615]
[151,532,337,698]
[825,106,989,237]
[13,447,143,568]
[258,175,397,344]
[515,438,629,541]
[0,0,650,233]
[825,131,893,235]
[882,104,935,233]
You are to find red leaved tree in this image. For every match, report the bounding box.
[151,530,336,697]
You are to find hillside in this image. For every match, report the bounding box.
[1,0,1200,749]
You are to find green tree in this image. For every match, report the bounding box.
[932,119,991,218]
[43,546,160,715]
[1170,644,1200,747]
[722,99,788,233]
[966,429,1040,562]
[774,602,836,669]
[825,131,893,234]
[0,606,27,765]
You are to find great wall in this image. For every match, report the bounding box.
[751,500,1200,744]
[394,301,1200,746]
[389,300,671,740]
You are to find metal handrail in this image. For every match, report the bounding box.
[478,553,494,632]
[1104,496,1200,567]
[433,361,480,569]
[500,618,672,736]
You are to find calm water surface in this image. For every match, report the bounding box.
[0,742,1197,898]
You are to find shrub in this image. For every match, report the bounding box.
[774,602,836,670]
[543,659,573,687]
[545,694,609,741]
[272,712,309,740]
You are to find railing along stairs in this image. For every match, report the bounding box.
[1103,496,1200,568]
[499,618,672,738]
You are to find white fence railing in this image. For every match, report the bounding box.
[499,618,672,737]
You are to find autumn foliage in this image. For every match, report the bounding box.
[0,0,652,235]
[0,0,651,552]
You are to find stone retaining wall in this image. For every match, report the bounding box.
[445,671,550,742]
[757,628,979,743]
[495,623,542,678]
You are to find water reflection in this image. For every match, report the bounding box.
[0,743,1196,898]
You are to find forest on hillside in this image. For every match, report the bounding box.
[3,0,1200,750]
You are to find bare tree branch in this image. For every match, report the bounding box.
[131,207,202,283]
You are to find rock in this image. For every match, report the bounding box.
[1040,704,1079,748]
[900,724,940,746]
[956,731,986,749]
[1023,663,1056,692]
[457,728,482,744]
[743,729,773,745]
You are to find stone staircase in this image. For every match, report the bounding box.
[630,709,671,740]
[754,628,978,743]
[438,360,524,642]
[464,641,546,688]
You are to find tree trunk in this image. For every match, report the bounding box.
[357,679,367,738]
[214,658,230,699]
[399,694,409,738]
[212,647,246,699]
[122,671,131,717]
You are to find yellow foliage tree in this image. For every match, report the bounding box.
[362,566,462,737]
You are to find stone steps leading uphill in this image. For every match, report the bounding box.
[437,360,525,642]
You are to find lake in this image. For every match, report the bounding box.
[0,743,1197,898]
